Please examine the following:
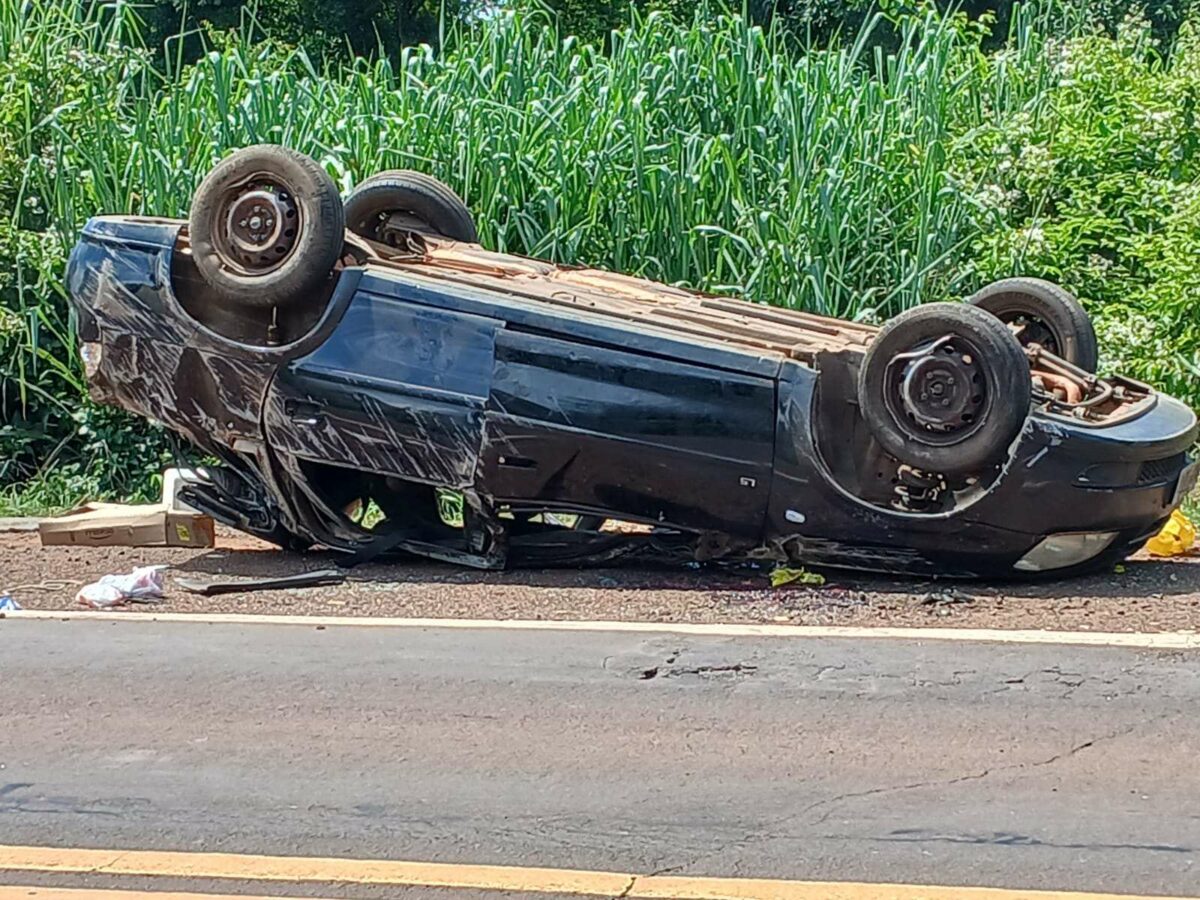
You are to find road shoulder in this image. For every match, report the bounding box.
[3,529,1198,634]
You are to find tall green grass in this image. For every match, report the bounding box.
[1,0,1197,508]
[18,1,1039,316]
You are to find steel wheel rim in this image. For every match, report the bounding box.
[992,308,1059,355]
[215,172,302,275]
[883,334,991,447]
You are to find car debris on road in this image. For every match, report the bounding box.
[769,566,826,588]
[920,587,976,606]
[76,565,167,609]
[1146,509,1197,558]
[175,568,347,596]
[66,145,1199,579]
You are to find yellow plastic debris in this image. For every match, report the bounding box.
[770,566,826,588]
[1145,509,1197,558]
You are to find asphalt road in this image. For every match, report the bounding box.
[2,618,1199,897]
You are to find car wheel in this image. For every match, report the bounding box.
[189,145,345,309]
[968,277,1098,372]
[344,170,478,244]
[858,302,1031,477]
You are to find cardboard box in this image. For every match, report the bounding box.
[38,502,215,548]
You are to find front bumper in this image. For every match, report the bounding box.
[774,379,1198,578]
[982,395,1197,539]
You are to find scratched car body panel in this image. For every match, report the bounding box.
[68,213,1198,577]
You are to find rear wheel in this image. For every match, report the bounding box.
[858,303,1031,477]
[968,277,1098,372]
[344,170,478,244]
[189,144,345,309]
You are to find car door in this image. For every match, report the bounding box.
[264,289,500,489]
[478,329,777,537]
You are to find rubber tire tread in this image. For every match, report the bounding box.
[189,144,345,309]
[858,302,1032,476]
[344,170,478,243]
[968,277,1098,373]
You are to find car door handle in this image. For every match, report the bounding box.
[284,399,323,426]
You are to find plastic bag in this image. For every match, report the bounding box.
[76,565,166,608]
[1145,509,1197,558]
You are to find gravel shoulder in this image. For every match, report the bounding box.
[2,527,1199,632]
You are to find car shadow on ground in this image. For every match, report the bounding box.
[172,543,1200,599]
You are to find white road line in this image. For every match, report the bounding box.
[6,608,1200,648]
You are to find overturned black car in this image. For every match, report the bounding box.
[68,145,1198,577]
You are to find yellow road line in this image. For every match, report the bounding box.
[0,890,328,900]
[0,845,1194,900]
[9,609,1200,649]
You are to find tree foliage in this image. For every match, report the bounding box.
[537,0,1200,49]
[143,0,462,57]
[124,1,1200,58]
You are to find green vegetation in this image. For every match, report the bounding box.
[141,0,463,60]
[131,0,1200,58]
[2,0,1199,513]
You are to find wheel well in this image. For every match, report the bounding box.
[170,228,339,346]
[810,349,998,515]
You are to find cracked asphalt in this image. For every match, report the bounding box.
[2,618,1198,895]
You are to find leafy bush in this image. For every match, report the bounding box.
[957,11,1200,399]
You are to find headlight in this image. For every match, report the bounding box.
[1014,531,1119,572]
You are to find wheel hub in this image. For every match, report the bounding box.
[1004,313,1058,355]
[217,179,300,275]
[894,340,985,434]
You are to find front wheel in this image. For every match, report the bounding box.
[858,303,1031,477]
[968,278,1098,372]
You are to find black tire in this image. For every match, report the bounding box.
[343,169,477,243]
[968,277,1098,372]
[858,302,1031,476]
[189,145,345,309]
[344,170,478,243]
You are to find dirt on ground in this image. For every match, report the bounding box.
[3,525,1200,632]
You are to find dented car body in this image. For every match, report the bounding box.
[69,213,1198,578]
